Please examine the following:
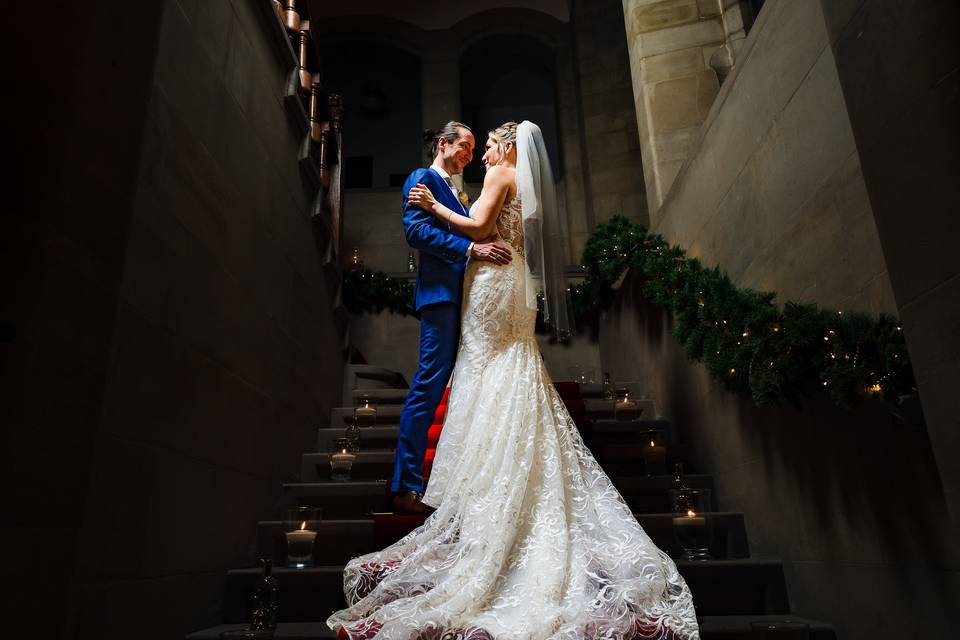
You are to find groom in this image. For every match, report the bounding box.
[392,121,512,514]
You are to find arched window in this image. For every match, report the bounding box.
[459,34,562,186]
[320,40,422,189]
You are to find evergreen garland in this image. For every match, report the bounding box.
[342,269,415,316]
[343,215,915,407]
[578,216,914,407]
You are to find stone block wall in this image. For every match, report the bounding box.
[600,277,955,639]
[572,0,649,238]
[648,0,895,314]
[5,1,344,638]
[4,1,167,637]
[604,0,960,636]
[819,0,960,529]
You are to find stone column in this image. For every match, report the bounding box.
[622,0,731,224]
[420,34,461,169]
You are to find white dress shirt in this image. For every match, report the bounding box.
[430,163,473,257]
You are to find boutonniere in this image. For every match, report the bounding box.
[458,190,471,208]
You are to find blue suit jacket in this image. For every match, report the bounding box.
[402,168,472,310]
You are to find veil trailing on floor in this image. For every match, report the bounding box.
[516,120,571,339]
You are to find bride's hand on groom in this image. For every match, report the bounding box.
[408,183,439,214]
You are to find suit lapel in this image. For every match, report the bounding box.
[428,168,466,216]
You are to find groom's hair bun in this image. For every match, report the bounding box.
[427,121,473,157]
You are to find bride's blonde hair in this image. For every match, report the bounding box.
[488,121,518,159]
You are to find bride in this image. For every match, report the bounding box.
[327,121,699,640]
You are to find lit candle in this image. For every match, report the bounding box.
[354,400,377,427]
[285,521,317,568]
[672,508,706,527]
[614,391,640,421]
[641,439,666,465]
[330,447,356,482]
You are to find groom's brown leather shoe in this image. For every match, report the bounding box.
[392,490,429,515]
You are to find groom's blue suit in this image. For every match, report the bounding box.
[392,167,472,495]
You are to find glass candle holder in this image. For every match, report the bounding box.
[329,437,356,482]
[353,396,377,428]
[601,372,616,400]
[639,429,666,475]
[284,507,321,568]
[343,418,361,453]
[614,389,641,421]
[669,488,713,561]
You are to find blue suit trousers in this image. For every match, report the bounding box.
[391,302,460,494]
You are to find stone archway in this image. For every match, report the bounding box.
[458,33,563,185]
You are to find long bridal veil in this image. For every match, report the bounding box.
[516,120,571,339]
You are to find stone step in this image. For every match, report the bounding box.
[588,418,672,439]
[283,481,392,519]
[188,615,836,639]
[330,405,403,428]
[218,557,789,624]
[283,475,714,518]
[290,441,688,481]
[577,382,646,399]
[343,364,408,391]
[613,474,716,513]
[328,391,654,431]
[317,426,398,452]
[696,615,836,639]
[300,451,395,482]
[584,397,657,419]
[255,512,749,566]
[350,387,408,405]
[315,418,677,457]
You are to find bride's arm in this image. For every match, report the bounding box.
[407,166,513,242]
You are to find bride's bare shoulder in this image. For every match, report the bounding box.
[483,165,515,184]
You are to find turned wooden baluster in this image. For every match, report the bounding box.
[297,26,311,94]
[309,78,332,188]
[327,93,345,254]
[283,0,300,32]
[309,78,322,144]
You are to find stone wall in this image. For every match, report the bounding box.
[641,0,895,314]
[600,276,955,639]
[5,1,166,636]
[819,0,960,528]
[4,1,344,638]
[336,2,646,378]
[572,0,650,235]
[605,0,960,636]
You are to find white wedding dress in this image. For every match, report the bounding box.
[327,195,699,640]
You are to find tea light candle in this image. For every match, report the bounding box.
[354,401,377,427]
[672,509,706,527]
[331,449,356,469]
[641,439,666,465]
[285,522,317,568]
[614,391,640,421]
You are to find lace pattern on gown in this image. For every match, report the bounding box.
[327,195,699,640]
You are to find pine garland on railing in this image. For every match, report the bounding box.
[342,269,415,316]
[343,215,915,408]
[578,216,914,407]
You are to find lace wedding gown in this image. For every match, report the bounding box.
[327,195,699,640]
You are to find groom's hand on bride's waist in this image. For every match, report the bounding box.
[470,242,512,265]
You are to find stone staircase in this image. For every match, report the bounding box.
[188,366,836,639]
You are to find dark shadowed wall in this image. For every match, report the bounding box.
[601,277,956,640]
[601,1,960,638]
[4,1,344,638]
[819,0,960,528]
